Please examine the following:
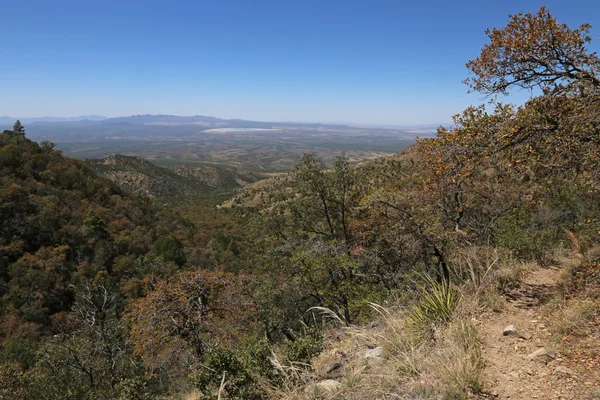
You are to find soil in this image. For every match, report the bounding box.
[476,266,600,399]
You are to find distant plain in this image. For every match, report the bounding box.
[7,115,427,172]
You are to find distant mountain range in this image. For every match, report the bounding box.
[0,114,360,142]
[0,115,107,124]
[0,114,444,143]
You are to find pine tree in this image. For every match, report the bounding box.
[12,120,25,138]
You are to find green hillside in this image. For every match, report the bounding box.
[87,154,264,197]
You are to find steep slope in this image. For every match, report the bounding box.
[87,154,264,197]
[0,131,196,335]
[87,154,208,196]
[168,165,263,188]
[272,255,600,400]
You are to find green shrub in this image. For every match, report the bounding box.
[240,339,277,381]
[0,337,38,369]
[190,347,264,400]
[408,281,461,340]
[283,330,323,364]
[152,234,186,266]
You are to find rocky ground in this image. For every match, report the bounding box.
[477,265,600,399]
[275,257,600,400]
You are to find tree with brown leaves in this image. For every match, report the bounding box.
[465,6,600,96]
[125,271,256,381]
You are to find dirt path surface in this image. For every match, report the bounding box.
[477,266,599,399]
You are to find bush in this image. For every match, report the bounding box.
[0,362,31,400]
[283,330,323,365]
[190,347,264,400]
[152,235,186,266]
[0,337,38,369]
[408,280,461,340]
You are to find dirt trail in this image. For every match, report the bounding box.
[477,266,598,399]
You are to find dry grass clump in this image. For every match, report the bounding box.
[547,246,600,339]
[272,282,484,400]
[426,319,483,399]
[548,298,596,337]
[372,303,483,400]
[451,245,529,312]
[451,246,522,292]
[556,245,599,294]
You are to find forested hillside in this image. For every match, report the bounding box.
[2,6,600,400]
[0,126,208,397]
[87,154,263,197]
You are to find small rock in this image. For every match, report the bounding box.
[315,379,342,392]
[359,346,384,367]
[504,324,532,339]
[363,346,383,358]
[528,347,557,363]
[504,324,519,337]
[520,332,533,340]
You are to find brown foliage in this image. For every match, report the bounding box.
[465,6,600,96]
[125,270,257,379]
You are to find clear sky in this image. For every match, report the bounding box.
[2,0,599,125]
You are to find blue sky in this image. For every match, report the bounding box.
[1,0,599,125]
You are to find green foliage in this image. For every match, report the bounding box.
[494,209,538,257]
[263,153,356,242]
[408,281,461,340]
[0,132,199,398]
[240,339,278,381]
[152,234,187,266]
[282,330,323,364]
[0,362,32,400]
[0,337,38,369]
[12,120,25,139]
[30,284,143,400]
[114,376,156,400]
[494,181,600,259]
[190,347,264,400]
[82,210,109,238]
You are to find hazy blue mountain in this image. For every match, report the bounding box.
[0,115,106,124]
[2,114,355,142]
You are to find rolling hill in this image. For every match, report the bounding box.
[87,154,264,196]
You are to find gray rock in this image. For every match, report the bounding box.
[363,346,383,358]
[504,324,532,339]
[528,347,557,363]
[503,324,519,337]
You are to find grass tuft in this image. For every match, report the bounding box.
[408,279,461,340]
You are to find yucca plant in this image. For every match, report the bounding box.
[408,279,461,340]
